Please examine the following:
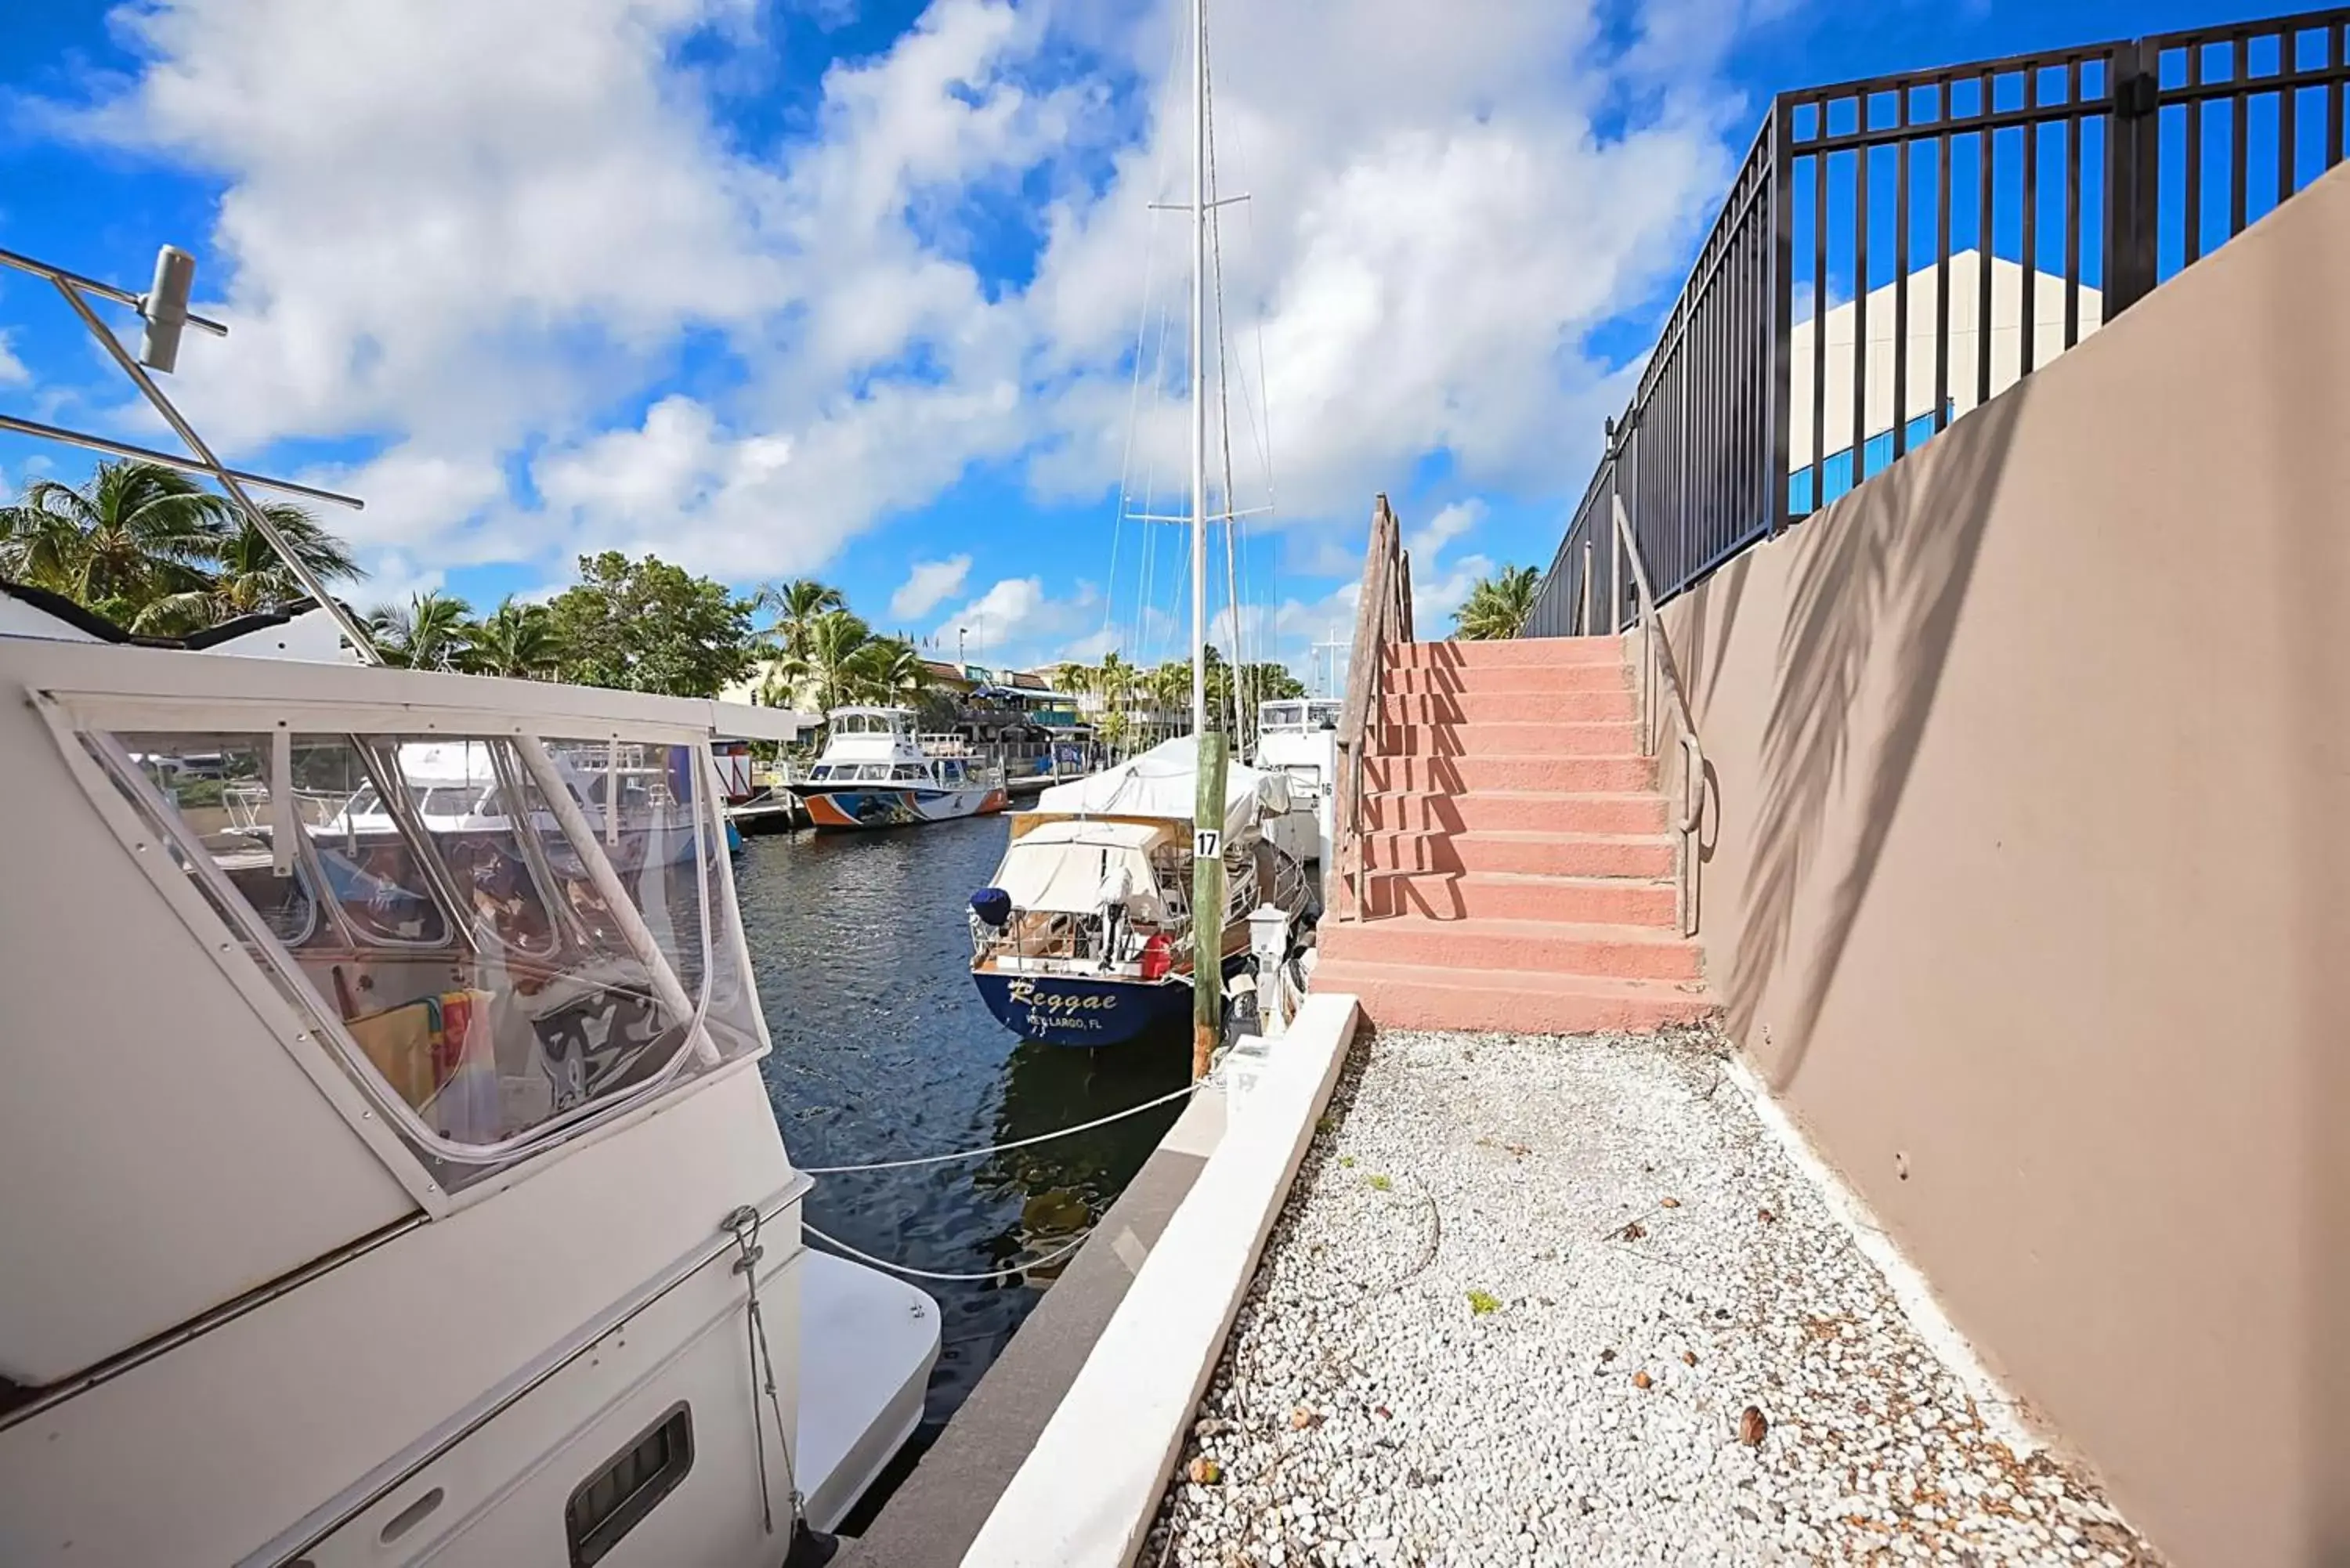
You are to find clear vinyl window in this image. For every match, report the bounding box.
[93,728,765,1191]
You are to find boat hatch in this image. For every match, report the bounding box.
[70,720,767,1195]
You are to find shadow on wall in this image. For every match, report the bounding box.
[1723,385,2034,1089]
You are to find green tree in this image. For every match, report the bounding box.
[1238,661,1307,706]
[462,596,562,679]
[131,500,365,634]
[850,636,935,704]
[788,609,877,714]
[1453,565,1540,640]
[545,551,754,698]
[368,590,476,670]
[0,461,230,624]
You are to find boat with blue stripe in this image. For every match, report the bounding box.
[788,706,1010,830]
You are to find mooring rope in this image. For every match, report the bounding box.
[801,1220,1100,1284]
[796,1079,1205,1174]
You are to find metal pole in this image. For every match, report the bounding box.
[49,276,382,664]
[1188,0,1209,743]
[0,412,363,509]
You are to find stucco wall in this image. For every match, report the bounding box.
[1654,164,2350,1566]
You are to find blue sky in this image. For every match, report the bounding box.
[0,0,2280,679]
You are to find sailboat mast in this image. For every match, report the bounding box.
[1188,0,1209,742]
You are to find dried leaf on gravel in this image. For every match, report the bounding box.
[1290,1407,1321,1430]
[1632,1371,1653,1389]
[1682,1350,1698,1366]
[1660,1197,1682,1209]
[1619,1220,1647,1241]
[1738,1406,1770,1447]
[1758,1206,1777,1223]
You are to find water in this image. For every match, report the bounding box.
[735,814,1193,1439]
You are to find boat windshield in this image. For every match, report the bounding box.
[90,727,765,1190]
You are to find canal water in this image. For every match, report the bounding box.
[736,812,1193,1440]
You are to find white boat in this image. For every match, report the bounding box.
[788,706,1010,830]
[1251,698,1343,872]
[0,233,939,1565]
[0,623,940,1566]
[967,735,1315,1047]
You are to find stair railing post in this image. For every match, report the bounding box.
[1578,538,1593,635]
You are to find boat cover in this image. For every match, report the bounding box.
[992,819,1170,916]
[1035,734,1292,839]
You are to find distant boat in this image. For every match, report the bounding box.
[789,706,1011,829]
[967,734,1316,1047]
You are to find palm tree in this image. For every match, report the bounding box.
[752,579,845,659]
[778,609,875,715]
[851,637,933,704]
[463,596,562,678]
[0,460,230,623]
[1453,565,1540,640]
[368,590,475,670]
[129,500,365,634]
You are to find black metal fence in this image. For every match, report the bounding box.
[1526,7,2350,638]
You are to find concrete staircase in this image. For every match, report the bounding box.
[1313,636,1713,1034]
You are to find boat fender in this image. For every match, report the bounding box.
[970,887,1013,927]
[784,1522,841,1567]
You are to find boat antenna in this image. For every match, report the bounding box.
[0,243,381,663]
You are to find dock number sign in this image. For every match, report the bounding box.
[1195,828,1222,860]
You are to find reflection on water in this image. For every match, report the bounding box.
[737,814,1191,1434]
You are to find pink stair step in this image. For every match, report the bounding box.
[1358,871,1677,925]
[1362,829,1674,880]
[1320,916,1701,981]
[1376,720,1642,758]
[1379,689,1636,725]
[1381,662,1631,696]
[1365,789,1666,836]
[1383,637,1625,670]
[1310,957,1714,1035]
[1365,753,1658,793]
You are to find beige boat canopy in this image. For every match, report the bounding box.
[989,818,1177,917]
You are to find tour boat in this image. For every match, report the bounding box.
[787,706,1010,830]
[966,734,1316,1048]
[0,237,937,1567]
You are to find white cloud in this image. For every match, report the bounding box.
[34,0,1769,591]
[1406,499,1483,563]
[889,555,971,620]
[935,574,1103,667]
[0,330,28,387]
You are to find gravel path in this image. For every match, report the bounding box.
[1145,1026,2159,1567]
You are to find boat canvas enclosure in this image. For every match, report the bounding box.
[989,818,1177,919]
[1034,733,1292,839]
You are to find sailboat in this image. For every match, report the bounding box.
[964,0,1317,1049]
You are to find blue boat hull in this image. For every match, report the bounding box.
[970,950,1250,1048]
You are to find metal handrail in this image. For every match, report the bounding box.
[1332,495,1412,921]
[1607,493,1705,938]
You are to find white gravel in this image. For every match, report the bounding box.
[1144,1025,2160,1567]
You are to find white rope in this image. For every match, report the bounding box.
[797,1078,1203,1173]
[804,1220,1097,1283]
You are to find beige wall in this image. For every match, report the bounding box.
[1653,164,2350,1566]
